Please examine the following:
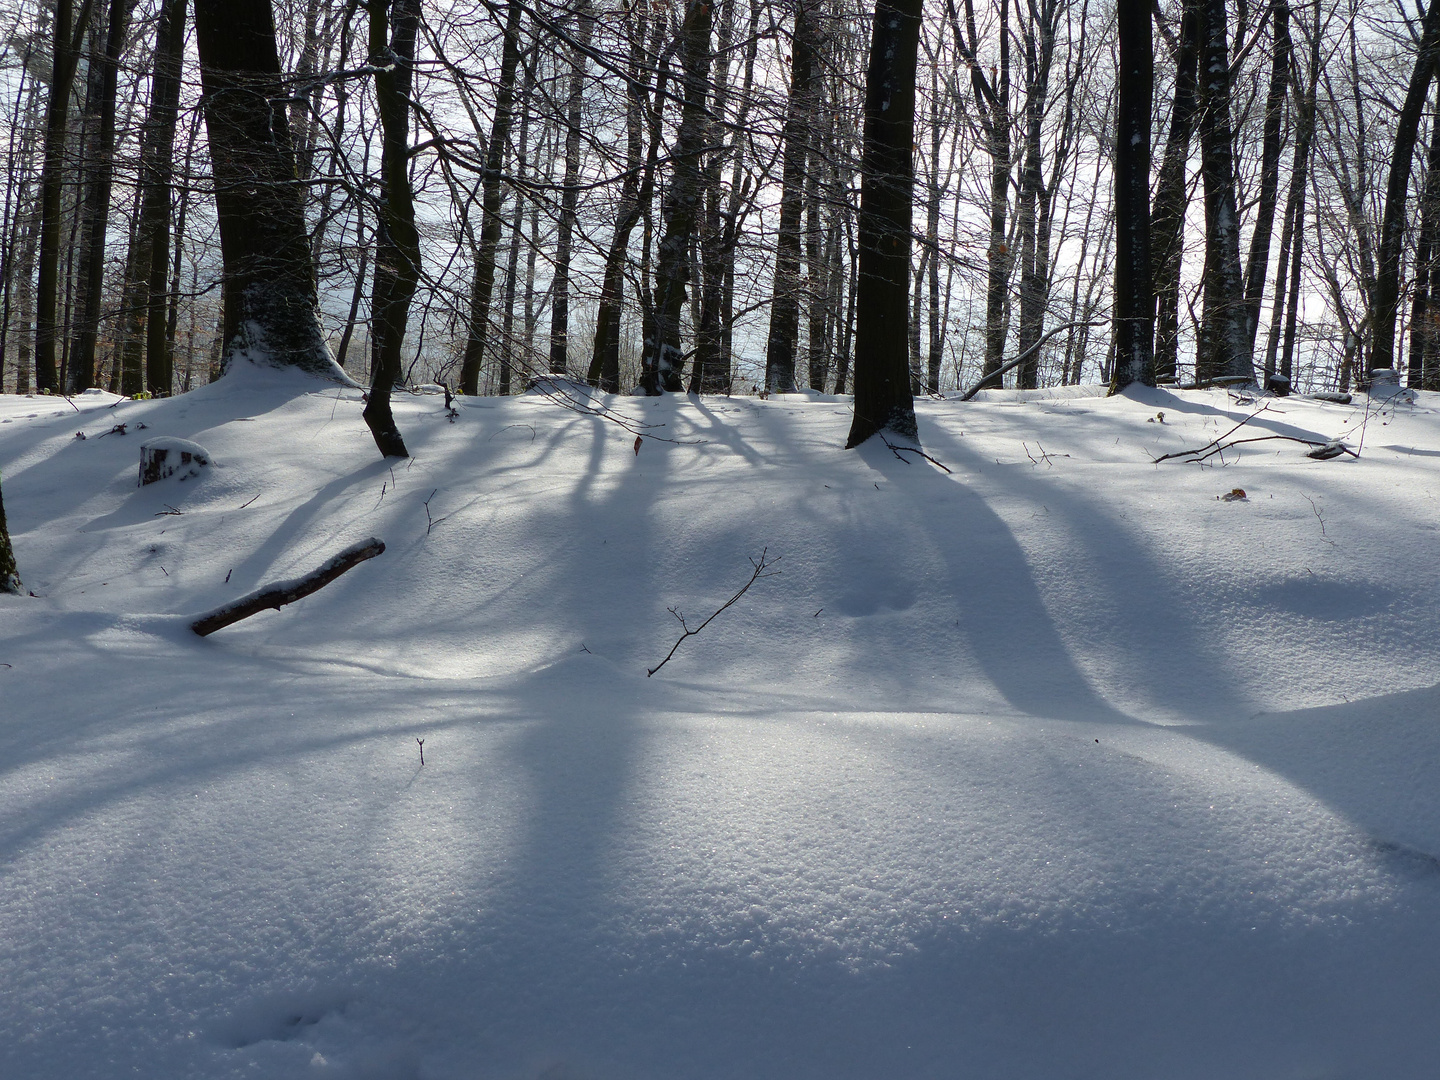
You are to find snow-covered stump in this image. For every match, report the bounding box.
[139,437,212,486]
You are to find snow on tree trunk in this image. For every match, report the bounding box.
[193,0,351,383]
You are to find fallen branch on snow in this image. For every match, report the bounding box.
[191,537,385,637]
[1150,405,1358,465]
[648,549,780,677]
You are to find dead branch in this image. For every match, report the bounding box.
[881,437,952,472]
[1149,404,1359,464]
[647,549,780,677]
[191,538,385,637]
[959,321,1104,400]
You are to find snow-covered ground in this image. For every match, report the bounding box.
[3,366,1439,1079]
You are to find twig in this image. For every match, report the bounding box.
[191,538,385,636]
[647,549,780,677]
[881,437,952,472]
[1150,404,1356,464]
[417,738,425,766]
[488,423,536,442]
[423,488,449,535]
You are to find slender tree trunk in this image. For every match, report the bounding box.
[764,0,818,392]
[1241,0,1290,353]
[1150,0,1199,380]
[925,62,942,394]
[845,0,921,446]
[334,206,368,369]
[501,61,536,395]
[640,0,712,394]
[1195,0,1253,383]
[1262,4,1317,390]
[35,0,96,391]
[70,0,133,392]
[143,0,187,397]
[458,1,523,395]
[362,0,421,458]
[1369,0,1440,376]
[193,0,348,379]
[548,0,592,376]
[589,8,663,392]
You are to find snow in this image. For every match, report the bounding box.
[3,371,1440,1078]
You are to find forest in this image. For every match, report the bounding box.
[1,0,1437,424]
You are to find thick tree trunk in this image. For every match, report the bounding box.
[763,0,817,393]
[35,0,96,392]
[844,0,921,447]
[1195,0,1253,383]
[1369,0,1440,376]
[1111,0,1154,390]
[0,471,19,594]
[193,0,348,380]
[458,1,523,395]
[70,0,133,392]
[1150,0,1199,380]
[639,0,712,395]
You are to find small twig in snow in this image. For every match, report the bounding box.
[882,437,952,472]
[423,488,450,535]
[648,549,780,677]
[417,738,425,766]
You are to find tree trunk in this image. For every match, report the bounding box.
[639,0,712,395]
[1150,0,1199,380]
[589,8,665,392]
[1111,0,1154,390]
[0,470,20,594]
[1369,0,1440,376]
[1262,1,1317,390]
[1195,0,1253,383]
[70,0,133,392]
[548,0,593,376]
[363,0,422,458]
[193,0,348,380]
[35,0,96,392]
[457,1,523,395]
[763,0,818,393]
[143,0,187,397]
[1241,0,1290,353]
[844,0,921,447]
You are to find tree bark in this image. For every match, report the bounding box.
[362,0,421,458]
[143,0,187,397]
[70,0,134,392]
[1195,0,1254,383]
[1111,0,1154,390]
[193,0,349,380]
[1241,0,1290,353]
[845,0,921,446]
[458,1,523,395]
[764,0,818,393]
[639,0,712,395]
[548,0,593,376]
[35,0,97,392]
[1369,0,1440,376]
[0,470,20,595]
[1150,0,1199,380]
